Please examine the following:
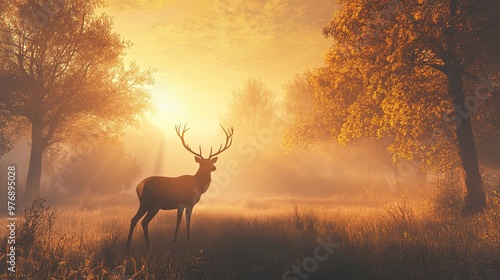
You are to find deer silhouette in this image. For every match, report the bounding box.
[126,124,233,247]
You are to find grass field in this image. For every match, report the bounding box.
[1,194,499,280]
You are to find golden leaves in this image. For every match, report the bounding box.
[413,10,422,21]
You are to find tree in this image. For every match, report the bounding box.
[0,0,153,198]
[283,71,414,192]
[223,77,278,137]
[282,72,339,150]
[318,0,499,212]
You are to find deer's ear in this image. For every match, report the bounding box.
[211,157,218,163]
[195,156,202,163]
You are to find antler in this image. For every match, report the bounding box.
[209,124,234,159]
[175,124,204,158]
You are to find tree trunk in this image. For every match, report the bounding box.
[25,122,45,200]
[447,69,486,213]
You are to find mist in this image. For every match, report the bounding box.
[1,0,499,279]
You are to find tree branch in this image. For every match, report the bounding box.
[426,63,446,73]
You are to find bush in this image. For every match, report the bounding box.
[433,175,464,216]
[19,196,58,250]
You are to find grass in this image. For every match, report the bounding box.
[1,194,499,280]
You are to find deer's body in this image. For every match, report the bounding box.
[126,124,233,248]
[137,174,210,209]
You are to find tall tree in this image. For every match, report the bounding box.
[282,72,339,150]
[0,0,153,198]
[223,77,277,137]
[319,0,499,212]
[283,71,414,192]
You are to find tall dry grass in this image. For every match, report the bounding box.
[1,194,499,280]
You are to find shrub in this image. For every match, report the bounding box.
[433,174,464,216]
[19,196,58,250]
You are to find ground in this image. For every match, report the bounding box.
[1,194,499,280]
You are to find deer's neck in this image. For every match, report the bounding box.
[194,170,211,192]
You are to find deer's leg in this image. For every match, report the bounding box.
[173,206,184,242]
[126,204,147,248]
[186,207,193,240]
[141,208,159,247]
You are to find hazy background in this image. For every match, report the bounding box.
[2,0,353,205]
[101,0,338,128]
[1,0,496,208]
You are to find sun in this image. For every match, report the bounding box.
[146,85,223,139]
[147,85,192,130]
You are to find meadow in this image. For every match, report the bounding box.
[1,193,499,280]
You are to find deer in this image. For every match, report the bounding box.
[126,124,234,248]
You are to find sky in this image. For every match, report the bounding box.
[101,0,339,133]
[0,0,342,195]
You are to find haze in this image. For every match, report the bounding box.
[1,0,345,202]
[101,0,337,128]
[101,0,341,199]
[2,0,499,278]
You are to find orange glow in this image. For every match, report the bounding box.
[100,0,338,131]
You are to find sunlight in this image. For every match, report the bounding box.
[2,0,498,278]
[146,83,224,138]
[147,86,188,132]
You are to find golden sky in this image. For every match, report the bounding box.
[102,0,338,133]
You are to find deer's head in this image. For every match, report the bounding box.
[175,124,234,173]
[195,156,218,172]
